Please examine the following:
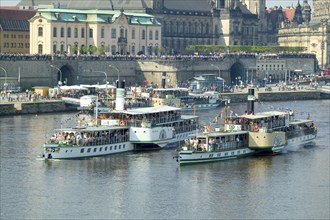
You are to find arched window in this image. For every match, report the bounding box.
[60,27,64,37]
[155,30,159,40]
[38,44,43,54]
[53,27,57,37]
[101,27,105,38]
[142,29,146,40]
[149,30,153,40]
[38,27,43,37]
[67,27,71,38]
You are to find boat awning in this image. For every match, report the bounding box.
[110,105,181,115]
[242,111,288,120]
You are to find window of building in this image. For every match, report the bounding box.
[53,27,57,37]
[89,28,93,38]
[120,28,124,38]
[60,44,64,53]
[38,27,43,37]
[25,43,29,48]
[149,30,153,40]
[25,34,29,39]
[132,45,135,54]
[81,28,85,38]
[155,30,159,40]
[67,27,71,38]
[142,46,145,54]
[142,29,145,40]
[111,45,116,54]
[60,27,64,37]
[148,45,152,55]
[111,28,116,38]
[53,44,57,54]
[132,29,135,39]
[101,28,105,38]
[38,44,43,54]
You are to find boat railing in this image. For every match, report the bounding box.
[54,135,130,147]
[184,140,248,152]
[175,125,197,133]
[286,127,316,139]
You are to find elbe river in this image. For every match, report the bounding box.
[0,100,329,219]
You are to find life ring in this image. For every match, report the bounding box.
[254,124,259,132]
[249,121,253,126]
[120,120,125,126]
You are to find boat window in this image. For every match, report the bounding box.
[225,152,228,156]
[105,147,108,151]
[237,151,240,154]
[119,145,121,149]
[123,144,125,148]
[87,148,91,153]
[231,152,234,155]
[94,148,97,152]
[81,148,84,153]
[110,146,112,150]
[99,147,102,152]
[114,146,117,150]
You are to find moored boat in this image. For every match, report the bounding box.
[175,88,317,164]
[41,80,199,160]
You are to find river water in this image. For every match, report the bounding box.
[0,100,329,220]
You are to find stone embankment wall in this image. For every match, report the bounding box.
[222,90,321,103]
[0,101,76,116]
[257,91,321,102]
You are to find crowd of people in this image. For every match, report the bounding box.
[0,52,316,62]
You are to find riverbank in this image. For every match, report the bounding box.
[0,100,77,116]
[0,89,328,116]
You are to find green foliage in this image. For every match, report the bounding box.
[186,45,306,53]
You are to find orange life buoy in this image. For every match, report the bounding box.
[254,124,259,132]
[120,120,125,126]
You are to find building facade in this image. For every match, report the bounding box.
[29,8,161,55]
[0,8,36,53]
[277,0,330,70]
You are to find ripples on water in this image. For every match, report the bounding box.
[0,100,329,219]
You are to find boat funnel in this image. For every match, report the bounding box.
[247,88,255,115]
[115,80,125,111]
[161,72,166,88]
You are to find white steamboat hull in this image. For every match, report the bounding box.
[43,142,133,159]
[180,103,221,111]
[178,148,254,164]
[287,134,317,146]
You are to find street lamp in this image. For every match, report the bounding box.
[50,65,63,86]
[211,64,223,92]
[109,65,120,81]
[0,66,7,91]
[320,18,329,70]
[92,70,108,88]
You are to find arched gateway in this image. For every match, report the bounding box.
[51,64,75,86]
[230,62,245,85]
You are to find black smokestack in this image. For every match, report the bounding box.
[161,72,166,88]
[247,88,255,115]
